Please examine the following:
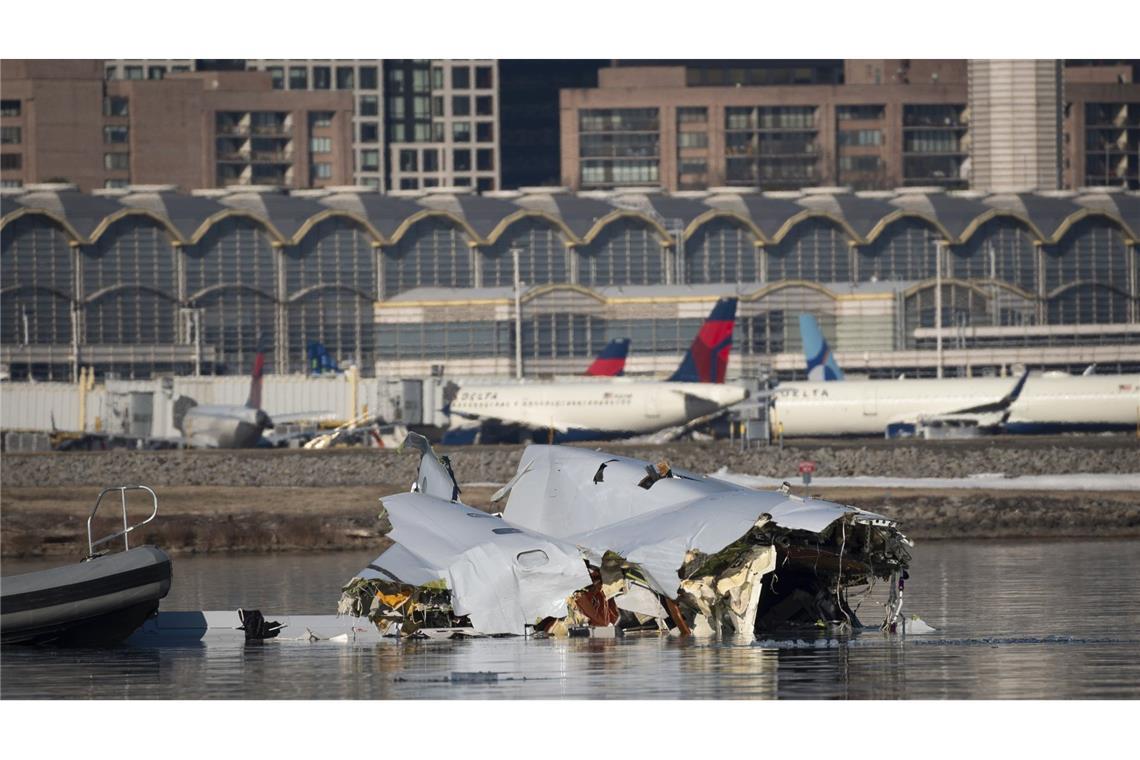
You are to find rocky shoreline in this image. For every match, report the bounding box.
[2,438,1138,558]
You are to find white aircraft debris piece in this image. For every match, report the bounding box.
[399,431,463,501]
[340,436,916,640]
[376,492,592,635]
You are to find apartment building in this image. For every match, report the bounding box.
[559,60,971,192]
[559,60,1140,193]
[383,59,501,192]
[3,60,353,191]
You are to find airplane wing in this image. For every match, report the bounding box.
[269,410,338,424]
[887,371,1030,432]
[447,406,570,434]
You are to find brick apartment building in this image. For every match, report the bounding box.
[559,60,1140,192]
[1,60,353,191]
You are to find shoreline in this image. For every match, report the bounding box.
[3,482,1138,559]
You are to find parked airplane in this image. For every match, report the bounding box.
[442,298,746,444]
[773,315,1139,437]
[173,350,331,448]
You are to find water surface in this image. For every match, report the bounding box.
[3,540,1139,699]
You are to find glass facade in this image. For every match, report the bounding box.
[3,190,1136,380]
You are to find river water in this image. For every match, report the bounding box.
[3,539,1139,699]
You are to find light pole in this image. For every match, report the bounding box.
[511,246,523,380]
[934,238,944,379]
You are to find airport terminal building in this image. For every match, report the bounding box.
[2,183,1138,388]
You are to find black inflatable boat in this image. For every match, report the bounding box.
[0,485,172,646]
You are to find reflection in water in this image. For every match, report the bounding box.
[3,540,1140,699]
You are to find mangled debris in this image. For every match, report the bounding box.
[339,434,915,639]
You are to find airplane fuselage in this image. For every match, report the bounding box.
[771,374,1140,437]
[447,380,748,442]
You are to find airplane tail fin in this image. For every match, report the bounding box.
[246,340,267,410]
[799,314,844,381]
[668,297,737,383]
[585,338,630,377]
[307,341,340,375]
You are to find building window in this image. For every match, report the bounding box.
[361,149,379,169]
[475,96,493,116]
[289,67,308,89]
[476,148,494,171]
[580,108,659,132]
[104,178,128,189]
[104,152,129,171]
[839,155,883,172]
[172,65,190,74]
[105,66,116,80]
[1,154,21,170]
[678,107,708,124]
[679,159,707,175]
[452,66,470,89]
[103,96,129,117]
[388,68,405,93]
[313,162,332,179]
[412,68,430,93]
[125,66,143,80]
[359,66,378,90]
[310,111,333,128]
[432,95,444,117]
[453,95,471,116]
[678,132,708,148]
[477,177,494,192]
[359,95,379,117]
[837,105,885,121]
[475,66,493,89]
[414,123,432,141]
[103,125,129,144]
[389,123,406,141]
[431,122,445,142]
[453,176,471,186]
[313,66,331,89]
[453,122,471,142]
[147,66,166,80]
[1,100,21,117]
[432,66,443,89]
[453,149,471,171]
[413,96,431,119]
[360,123,379,143]
[268,67,284,89]
[423,177,439,187]
[310,137,331,153]
[837,129,882,146]
[1,126,21,145]
[400,149,418,171]
[400,178,419,190]
[389,97,405,119]
[423,149,439,171]
[336,67,354,90]
[476,121,494,143]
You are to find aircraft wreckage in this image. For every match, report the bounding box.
[339,434,916,639]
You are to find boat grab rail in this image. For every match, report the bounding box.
[87,485,159,558]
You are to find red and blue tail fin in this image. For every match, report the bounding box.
[668,297,737,383]
[585,338,630,376]
[246,338,268,409]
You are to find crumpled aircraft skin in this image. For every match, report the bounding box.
[342,438,915,638]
